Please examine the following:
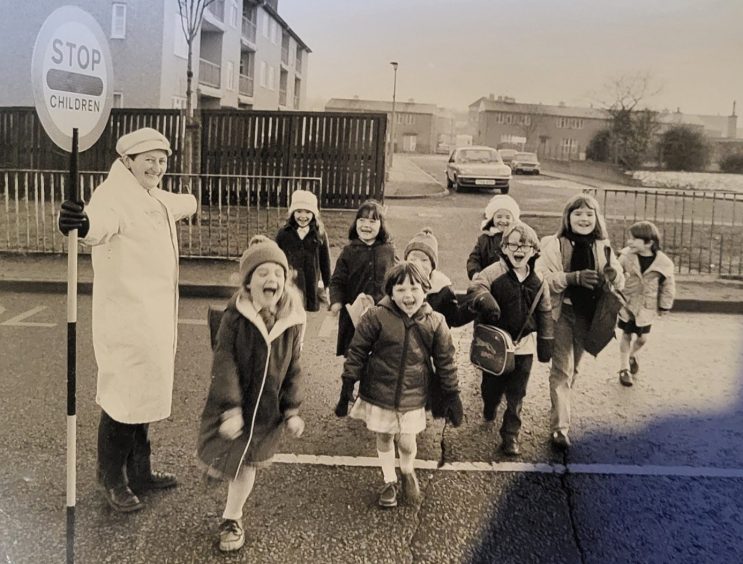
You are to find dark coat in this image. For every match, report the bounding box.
[467,259,554,341]
[466,231,504,279]
[426,270,475,328]
[329,239,397,356]
[276,224,332,312]
[341,297,459,412]
[196,290,305,481]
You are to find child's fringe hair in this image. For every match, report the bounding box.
[348,199,390,243]
[557,193,608,240]
[383,261,432,296]
[629,220,661,251]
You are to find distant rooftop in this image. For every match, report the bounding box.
[326,98,437,115]
[473,96,610,120]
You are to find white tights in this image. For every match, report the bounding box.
[376,432,417,483]
[222,466,257,521]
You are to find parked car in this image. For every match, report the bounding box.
[510,152,541,175]
[498,148,518,165]
[435,143,451,154]
[445,145,511,193]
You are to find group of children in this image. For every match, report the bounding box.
[195,189,676,552]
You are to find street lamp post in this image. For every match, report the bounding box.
[389,61,398,171]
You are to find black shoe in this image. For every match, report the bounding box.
[550,431,571,451]
[129,470,178,492]
[102,485,144,513]
[501,437,520,456]
[619,369,634,387]
[629,356,639,375]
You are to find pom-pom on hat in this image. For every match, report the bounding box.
[116,127,172,157]
[239,235,289,284]
[481,194,520,229]
[404,227,439,269]
[288,190,319,217]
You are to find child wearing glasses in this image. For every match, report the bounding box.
[467,222,554,456]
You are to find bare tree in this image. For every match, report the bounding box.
[515,104,546,151]
[178,0,215,174]
[597,72,662,169]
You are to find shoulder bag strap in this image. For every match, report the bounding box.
[513,284,545,343]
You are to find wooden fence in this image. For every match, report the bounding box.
[0,107,387,209]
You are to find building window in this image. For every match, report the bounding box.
[295,46,303,73]
[293,77,301,108]
[263,11,270,37]
[268,65,275,90]
[259,61,267,88]
[172,96,187,109]
[556,117,584,129]
[111,3,126,39]
[271,20,279,44]
[230,1,238,27]
[226,61,234,90]
[560,138,578,156]
[396,113,415,125]
[113,92,124,108]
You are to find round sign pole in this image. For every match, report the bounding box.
[66,128,79,564]
[31,7,112,564]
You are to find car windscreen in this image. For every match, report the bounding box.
[458,149,500,163]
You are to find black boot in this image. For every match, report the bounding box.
[126,424,177,493]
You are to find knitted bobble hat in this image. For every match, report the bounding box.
[482,195,521,229]
[404,227,438,270]
[239,235,289,285]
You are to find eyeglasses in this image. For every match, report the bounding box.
[505,243,536,252]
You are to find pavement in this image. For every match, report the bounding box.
[2,154,743,313]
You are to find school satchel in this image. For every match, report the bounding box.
[469,285,544,376]
[584,247,626,357]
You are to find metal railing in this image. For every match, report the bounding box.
[239,74,254,97]
[1,170,322,259]
[199,59,222,89]
[583,186,743,276]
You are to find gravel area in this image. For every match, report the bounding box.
[632,171,743,193]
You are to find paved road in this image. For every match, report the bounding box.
[2,291,742,563]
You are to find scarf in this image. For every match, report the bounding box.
[566,233,598,320]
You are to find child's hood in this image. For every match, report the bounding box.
[428,269,452,294]
[234,287,306,344]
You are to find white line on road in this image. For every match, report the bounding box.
[272,453,743,479]
[0,306,56,327]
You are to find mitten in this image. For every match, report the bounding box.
[602,265,618,284]
[537,337,554,363]
[334,378,355,417]
[218,408,244,440]
[58,200,90,237]
[444,391,464,427]
[285,415,305,438]
[473,292,500,324]
[566,269,600,289]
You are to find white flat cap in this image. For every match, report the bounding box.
[116,127,172,157]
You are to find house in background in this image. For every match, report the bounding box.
[0,0,310,111]
[472,95,609,160]
[325,97,438,154]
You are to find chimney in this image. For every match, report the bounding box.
[408,98,415,103]
[558,101,565,107]
[489,93,495,101]
[353,94,359,100]
[727,100,738,138]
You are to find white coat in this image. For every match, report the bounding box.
[82,159,197,423]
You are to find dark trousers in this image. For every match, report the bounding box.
[97,410,152,489]
[481,354,533,439]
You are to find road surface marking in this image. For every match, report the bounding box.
[0,306,56,327]
[272,453,743,479]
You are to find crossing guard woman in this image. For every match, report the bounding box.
[58,128,197,512]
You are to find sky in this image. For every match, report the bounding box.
[279,0,742,116]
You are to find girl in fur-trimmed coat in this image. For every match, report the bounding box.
[197,236,306,553]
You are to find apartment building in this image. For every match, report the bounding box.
[325,98,438,154]
[471,95,609,160]
[0,0,310,111]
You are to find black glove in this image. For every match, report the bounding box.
[567,269,601,289]
[537,337,554,363]
[473,292,500,324]
[58,200,90,237]
[334,378,355,417]
[444,391,464,427]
